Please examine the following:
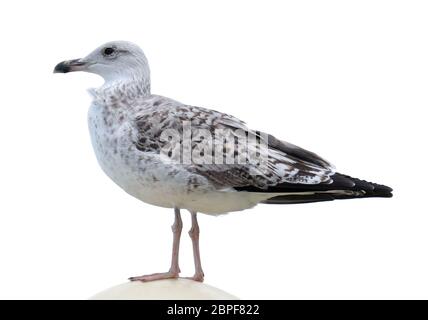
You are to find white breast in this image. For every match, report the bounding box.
[87,102,203,210]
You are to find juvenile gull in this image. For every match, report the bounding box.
[54,41,392,282]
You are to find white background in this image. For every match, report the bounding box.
[0,0,427,299]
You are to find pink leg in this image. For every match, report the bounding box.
[129,208,182,282]
[186,211,205,282]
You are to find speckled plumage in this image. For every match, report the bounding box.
[86,74,339,214]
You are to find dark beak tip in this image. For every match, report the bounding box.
[53,61,70,74]
[53,59,86,74]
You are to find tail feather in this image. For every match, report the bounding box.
[337,173,393,198]
[258,173,393,204]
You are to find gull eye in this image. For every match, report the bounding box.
[103,47,115,56]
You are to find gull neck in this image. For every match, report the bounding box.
[89,77,151,107]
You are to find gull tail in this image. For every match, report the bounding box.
[260,173,393,205]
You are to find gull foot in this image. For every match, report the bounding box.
[129,271,179,282]
[184,272,204,282]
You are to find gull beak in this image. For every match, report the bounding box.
[53,58,89,73]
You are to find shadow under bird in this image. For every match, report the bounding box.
[54,41,392,282]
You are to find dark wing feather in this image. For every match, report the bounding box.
[267,134,332,169]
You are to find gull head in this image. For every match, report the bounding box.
[54,41,150,84]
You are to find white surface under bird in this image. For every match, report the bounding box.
[54,41,392,282]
